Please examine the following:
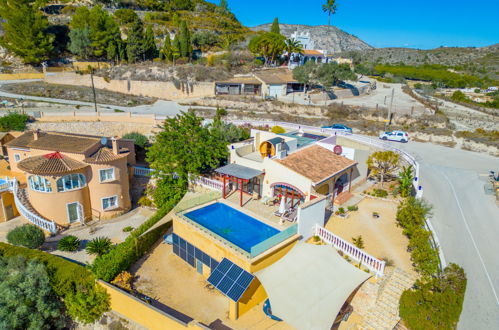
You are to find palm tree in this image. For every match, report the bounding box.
[322,0,338,26]
[285,38,303,64]
[86,237,112,257]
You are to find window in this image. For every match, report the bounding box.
[102,196,118,210]
[14,154,20,162]
[99,168,115,182]
[28,176,52,193]
[56,174,86,192]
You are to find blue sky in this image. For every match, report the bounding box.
[207,0,499,49]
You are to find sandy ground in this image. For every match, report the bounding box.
[325,197,414,274]
[131,242,292,329]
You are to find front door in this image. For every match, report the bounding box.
[67,202,81,223]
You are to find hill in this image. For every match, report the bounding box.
[250,23,373,53]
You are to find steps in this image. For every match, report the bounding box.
[334,191,354,205]
[15,187,60,233]
[360,267,417,330]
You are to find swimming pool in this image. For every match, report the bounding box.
[183,202,279,253]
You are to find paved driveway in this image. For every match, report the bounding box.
[391,140,499,329]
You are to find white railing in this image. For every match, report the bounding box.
[8,179,57,233]
[133,166,154,177]
[315,224,386,277]
[191,176,228,192]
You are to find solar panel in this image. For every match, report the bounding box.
[207,258,254,302]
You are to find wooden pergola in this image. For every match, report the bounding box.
[215,163,264,207]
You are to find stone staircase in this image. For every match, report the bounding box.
[16,187,61,232]
[360,267,417,330]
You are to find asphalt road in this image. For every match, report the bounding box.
[392,140,499,329]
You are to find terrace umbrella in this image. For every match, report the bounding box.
[279,197,286,214]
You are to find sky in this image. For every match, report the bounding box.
[207,0,499,49]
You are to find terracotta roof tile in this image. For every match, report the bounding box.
[6,131,100,154]
[277,145,357,184]
[85,147,129,164]
[18,152,88,175]
[302,50,324,56]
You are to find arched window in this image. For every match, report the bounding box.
[56,173,86,192]
[28,175,52,193]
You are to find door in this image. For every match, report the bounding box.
[5,205,14,220]
[67,202,82,223]
[269,85,282,97]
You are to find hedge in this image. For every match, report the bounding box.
[0,242,109,323]
[91,204,174,282]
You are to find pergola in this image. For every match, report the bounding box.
[215,163,264,207]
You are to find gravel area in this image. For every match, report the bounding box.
[28,121,157,138]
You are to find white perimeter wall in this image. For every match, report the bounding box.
[297,197,327,240]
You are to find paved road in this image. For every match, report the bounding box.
[392,141,499,329]
[0,79,187,116]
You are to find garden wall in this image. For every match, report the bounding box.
[98,281,207,330]
[44,72,215,100]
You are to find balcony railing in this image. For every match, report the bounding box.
[315,224,385,277]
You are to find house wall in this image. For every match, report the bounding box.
[45,72,215,100]
[297,196,327,240]
[261,159,313,202]
[0,191,19,222]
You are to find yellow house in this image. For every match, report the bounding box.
[4,130,135,228]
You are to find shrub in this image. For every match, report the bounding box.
[138,195,153,207]
[122,226,134,233]
[271,125,285,134]
[57,235,81,251]
[86,237,112,257]
[0,242,109,323]
[111,271,134,292]
[7,224,45,249]
[347,205,358,212]
[122,132,149,148]
[64,285,110,324]
[374,189,388,198]
[400,263,467,330]
[352,235,365,249]
[0,112,29,131]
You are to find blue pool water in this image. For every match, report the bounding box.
[184,202,279,252]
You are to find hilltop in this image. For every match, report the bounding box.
[251,23,373,53]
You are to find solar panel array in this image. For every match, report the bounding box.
[172,234,219,270]
[207,258,254,302]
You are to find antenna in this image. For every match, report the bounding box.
[100,137,108,145]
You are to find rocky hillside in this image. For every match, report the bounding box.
[251,23,373,53]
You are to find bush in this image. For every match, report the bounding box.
[122,226,134,233]
[138,195,153,207]
[271,125,286,134]
[7,224,45,249]
[111,271,134,292]
[57,235,81,252]
[347,205,358,212]
[86,237,112,257]
[373,189,388,198]
[0,242,109,323]
[0,112,29,131]
[64,285,110,324]
[400,263,467,330]
[122,132,149,149]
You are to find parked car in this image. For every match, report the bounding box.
[379,130,409,142]
[321,124,353,133]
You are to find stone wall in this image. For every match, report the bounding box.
[44,72,215,100]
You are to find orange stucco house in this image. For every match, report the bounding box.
[4,130,136,227]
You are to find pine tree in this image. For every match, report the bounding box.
[143,26,157,60]
[178,20,191,59]
[0,0,54,64]
[126,20,145,63]
[107,41,117,62]
[219,0,228,12]
[270,17,280,34]
[117,39,127,62]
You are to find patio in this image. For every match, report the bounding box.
[131,241,292,329]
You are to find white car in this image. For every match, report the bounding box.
[379,130,409,143]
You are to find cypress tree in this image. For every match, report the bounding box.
[270,17,280,34]
[160,34,173,62]
[143,26,157,60]
[179,20,191,58]
[126,20,145,63]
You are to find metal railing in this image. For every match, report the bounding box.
[315,224,385,277]
[133,166,155,177]
[8,179,57,233]
[250,224,298,258]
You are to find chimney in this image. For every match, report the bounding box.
[33,129,40,141]
[111,137,119,155]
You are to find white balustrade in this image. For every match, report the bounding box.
[315,224,385,277]
[191,176,228,192]
[8,179,57,233]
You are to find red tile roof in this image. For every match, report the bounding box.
[18,152,88,175]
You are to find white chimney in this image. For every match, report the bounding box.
[33,129,40,141]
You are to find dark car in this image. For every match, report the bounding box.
[321,124,353,133]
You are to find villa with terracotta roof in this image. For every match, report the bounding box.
[2,130,135,228]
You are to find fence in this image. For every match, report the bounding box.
[173,192,221,214]
[250,224,298,258]
[8,179,57,233]
[315,224,385,277]
[191,176,227,192]
[133,166,155,177]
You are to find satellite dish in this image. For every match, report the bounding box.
[100,137,108,145]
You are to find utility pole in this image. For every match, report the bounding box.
[89,66,98,113]
[385,88,394,131]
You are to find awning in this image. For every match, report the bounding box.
[215,163,263,181]
[255,242,370,330]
